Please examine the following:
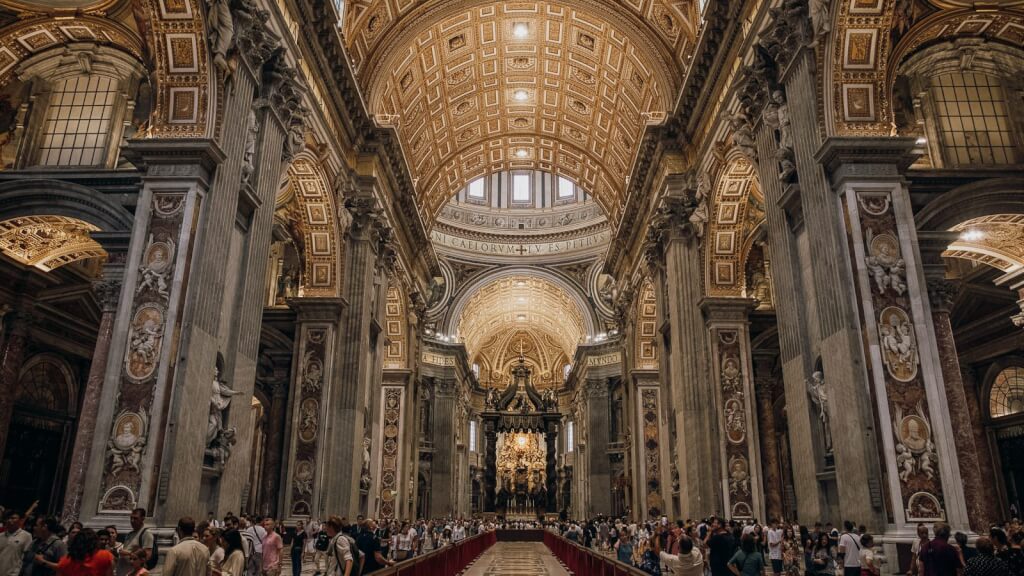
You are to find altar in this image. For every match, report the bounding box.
[480,352,561,518]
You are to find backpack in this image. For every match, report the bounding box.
[140,529,159,570]
[331,535,360,574]
[315,531,330,552]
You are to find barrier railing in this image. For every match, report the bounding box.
[374,530,497,575]
[543,531,651,576]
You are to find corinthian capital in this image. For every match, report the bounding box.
[92,278,123,313]
[345,196,383,238]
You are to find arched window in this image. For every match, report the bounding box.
[990,366,1024,420]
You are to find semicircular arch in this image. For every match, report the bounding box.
[285,153,344,297]
[705,155,761,297]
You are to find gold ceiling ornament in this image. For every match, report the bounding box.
[347,0,696,227]
[944,214,1024,273]
[0,215,106,272]
[705,156,762,297]
[457,274,586,362]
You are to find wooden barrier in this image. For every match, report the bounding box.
[542,531,651,576]
[372,530,497,575]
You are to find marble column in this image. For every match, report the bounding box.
[322,194,384,517]
[258,382,288,518]
[960,365,1001,523]
[545,423,558,514]
[0,303,33,462]
[919,232,991,530]
[754,361,784,523]
[650,175,720,519]
[62,257,126,524]
[703,298,763,521]
[283,298,344,520]
[585,377,612,516]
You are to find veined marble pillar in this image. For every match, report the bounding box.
[63,247,128,523]
[0,303,33,461]
[753,355,784,523]
[648,175,720,519]
[323,194,385,517]
[817,137,970,532]
[703,298,764,521]
[258,383,288,518]
[919,232,992,530]
[960,366,1000,523]
[483,419,497,513]
[283,298,344,520]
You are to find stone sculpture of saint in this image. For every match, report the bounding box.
[208,366,243,446]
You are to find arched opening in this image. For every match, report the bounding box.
[1,354,77,512]
[983,360,1024,518]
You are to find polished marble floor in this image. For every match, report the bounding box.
[462,542,570,576]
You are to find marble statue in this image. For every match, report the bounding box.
[241,108,259,185]
[207,366,242,447]
[206,0,234,73]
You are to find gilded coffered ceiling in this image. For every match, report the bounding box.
[344,0,696,227]
[474,327,572,389]
[0,216,105,271]
[457,274,586,364]
[944,214,1024,273]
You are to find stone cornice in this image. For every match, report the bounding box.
[700,296,757,323]
[676,0,747,136]
[814,137,922,187]
[287,296,347,322]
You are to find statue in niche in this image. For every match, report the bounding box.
[690,173,710,239]
[486,387,499,410]
[360,436,372,491]
[772,91,796,182]
[729,113,758,166]
[542,388,557,411]
[241,108,259,185]
[809,0,832,46]
[427,276,445,308]
[206,358,242,468]
[751,271,773,309]
[806,370,833,453]
[596,274,617,308]
[206,0,234,73]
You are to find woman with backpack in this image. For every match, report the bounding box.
[729,534,766,576]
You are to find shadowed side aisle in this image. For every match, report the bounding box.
[462,542,570,576]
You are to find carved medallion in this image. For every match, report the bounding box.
[878,306,919,382]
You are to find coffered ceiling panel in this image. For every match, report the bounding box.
[344,0,695,228]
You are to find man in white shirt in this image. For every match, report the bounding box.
[0,511,31,576]
[768,520,785,575]
[163,517,211,576]
[452,523,466,542]
[654,529,703,576]
[838,521,862,576]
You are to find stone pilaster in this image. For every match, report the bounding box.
[648,175,720,518]
[375,385,406,520]
[483,418,497,513]
[633,374,669,519]
[585,377,612,516]
[322,194,384,517]
[430,378,458,516]
[62,242,128,524]
[959,365,1000,523]
[282,298,344,520]
[703,298,763,521]
[817,137,970,533]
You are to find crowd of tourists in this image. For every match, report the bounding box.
[5,502,1024,576]
[546,516,1024,576]
[0,505,492,576]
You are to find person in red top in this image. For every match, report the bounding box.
[57,529,115,576]
[919,523,963,576]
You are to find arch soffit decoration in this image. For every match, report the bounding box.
[384,282,409,370]
[351,0,693,227]
[944,214,1024,274]
[286,154,343,297]
[826,0,1024,136]
[632,277,658,370]
[444,265,598,337]
[704,155,762,297]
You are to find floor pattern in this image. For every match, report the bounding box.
[462,542,570,576]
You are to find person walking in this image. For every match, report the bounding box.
[117,510,154,576]
[323,518,353,576]
[838,522,862,576]
[217,531,245,576]
[56,530,115,576]
[964,537,1009,576]
[26,517,67,576]
[289,522,306,576]
[709,518,738,576]
[260,520,282,576]
[163,518,210,576]
[0,511,32,576]
[729,534,766,576]
[919,523,961,576]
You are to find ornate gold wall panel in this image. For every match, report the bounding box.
[634,278,658,370]
[384,284,408,369]
[286,156,343,296]
[346,1,695,226]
